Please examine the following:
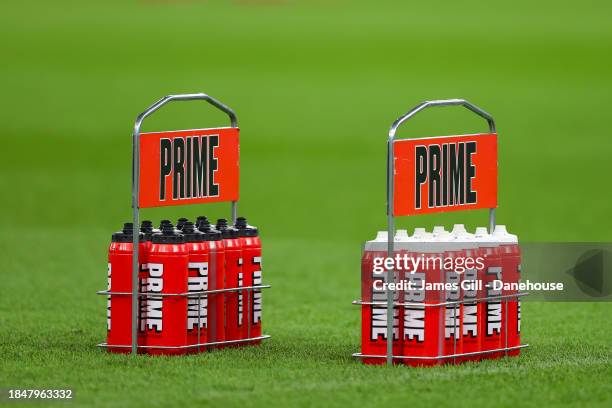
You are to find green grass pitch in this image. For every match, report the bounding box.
[1,0,611,406]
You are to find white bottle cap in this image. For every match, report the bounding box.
[493,225,518,243]
[449,224,477,250]
[365,231,388,251]
[432,226,446,235]
[394,229,417,250]
[395,230,409,242]
[431,227,452,254]
[375,231,388,241]
[418,227,449,253]
[432,226,449,240]
[451,224,467,234]
[395,229,410,240]
[474,226,498,247]
[413,227,427,237]
[414,227,434,239]
[493,225,507,234]
[474,227,488,236]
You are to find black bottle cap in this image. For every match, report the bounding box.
[151,223,185,244]
[197,217,212,231]
[140,220,155,241]
[216,218,238,239]
[234,216,259,237]
[182,222,205,242]
[196,215,209,226]
[197,218,222,241]
[112,222,144,243]
[176,218,189,230]
[159,219,180,233]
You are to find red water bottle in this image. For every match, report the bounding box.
[197,218,225,349]
[392,229,412,364]
[182,221,209,353]
[403,228,443,367]
[361,231,401,365]
[449,224,481,362]
[235,217,262,345]
[493,225,521,356]
[474,227,504,359]
[107,223,145,353]
[433,226,463,363]
[139,220,156,352]
[216,218,243,347]
[142,223,189,355]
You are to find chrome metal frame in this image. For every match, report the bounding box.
[98,284,271,353]
[353,290,528,364]
[353,292,529,308]
[99,93,270,355]
[352,344,529,362]
[367,99,523,366]
[97,335,272,350]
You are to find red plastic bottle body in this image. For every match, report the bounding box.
[500,242,521,356]
[241,235,262,344]
[457,247,481,362]
[224,236,243,346]
[186,241,210,352]
[107,241,146,353]
[137,240,151,354]
[208,239,225,348]
[442,251,463,363]
[479,246,504,358]
[403,250,443,367]
[361,245,401,365]
[142,242,189,355]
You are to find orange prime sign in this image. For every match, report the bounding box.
[393,133,497,216]
[138,127,239,208]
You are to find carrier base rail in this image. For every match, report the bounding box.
[352,344,529,362]
[98,335,271,351]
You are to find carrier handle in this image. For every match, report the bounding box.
[388,98,496,140]
[129,93,238,355]
[132,93,238,210]
[386,98,497,231]
[383,99,497,365]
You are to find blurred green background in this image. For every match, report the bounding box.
[1,0,611,407]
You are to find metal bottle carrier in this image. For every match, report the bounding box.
[352,99,528,365]
[97,93,271,354]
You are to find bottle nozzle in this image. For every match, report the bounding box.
[122,223,134,233]
[176,218,189,230]
[140,220,153,233]
[493,225,508,235]
[216,218,228,230]
[432,226,446,234]
[375,231,388,241]
[235,217,248,228]
[474,227,489,236]
[197,218,212,232]
[394,229,410,240]
[182,222,195,233]
[451,224,467,234]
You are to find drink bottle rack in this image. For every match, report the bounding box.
[352,293,529,362]
[352,99,529,365]
[97,93,271,354]
[96,285,271,352]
